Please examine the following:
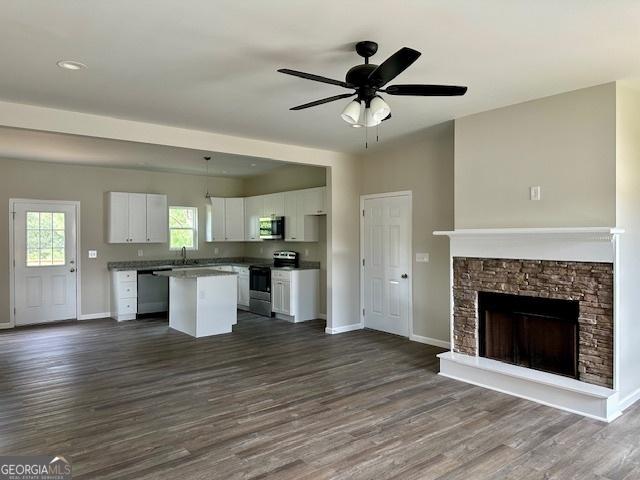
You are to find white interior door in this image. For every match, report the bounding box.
[13,201,78,325]
[362,194,411,336]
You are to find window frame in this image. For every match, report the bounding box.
[168,206,199,251]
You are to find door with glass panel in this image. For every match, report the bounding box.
[13,201,78,325]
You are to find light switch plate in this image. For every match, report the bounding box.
[530,186,541,201]
[137,249,144,257]
[415,253,429,263]
[88,250,97,259]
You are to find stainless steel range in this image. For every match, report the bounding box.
[249,251,299,317]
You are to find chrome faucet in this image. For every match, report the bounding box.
[181,246,187,265]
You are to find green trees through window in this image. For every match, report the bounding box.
[169,206,197,250]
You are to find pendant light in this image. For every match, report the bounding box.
[204,156,212,199]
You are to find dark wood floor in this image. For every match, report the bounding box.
[1,313,640,479]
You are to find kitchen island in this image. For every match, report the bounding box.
[154,269,237,338]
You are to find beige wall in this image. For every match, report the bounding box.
[615,84,640,399]
[242,164,326,196]
[0,158,245,323]
[455,83,617,228]
[359,123,455,343]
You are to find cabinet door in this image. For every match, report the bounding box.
[263,193,284,217]
[283,191,299,241]
[128,193,147,243]
[146,194,167,243]
[206,197,226,242]
[107,192,130,243]
[303,187,327,215]
[245,196,263,241]
[238,275,250,307]
[225,198,245,241]
[281,281,291,315]
[272,280,283,313]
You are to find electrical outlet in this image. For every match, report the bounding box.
[137,249,144,257]
[530,186,541,201]
[88,250,97,259]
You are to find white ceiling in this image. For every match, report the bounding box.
[0,127,287,177]
[1,0,640,153]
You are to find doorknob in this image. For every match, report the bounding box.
[70,268,76,273]
[401,273,408,279]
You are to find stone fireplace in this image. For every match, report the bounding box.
[434,227,623,422]
[453,257,613,387]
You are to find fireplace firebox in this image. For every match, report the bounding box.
[478,292,579,379]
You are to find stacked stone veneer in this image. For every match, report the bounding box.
[453,257,614,388]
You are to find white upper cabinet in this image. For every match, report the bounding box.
[283,191,300,241]
[262,192,284,217]
[107,192,130,243]
[128,193,147,243]
[107,192,167,244]
[146,194,168,243]
[206,197,226,242]
[244,196,263,242]
[303,187,327,215]
[206,197,245,242]
[224,197,245,241]
[283,190,319,242]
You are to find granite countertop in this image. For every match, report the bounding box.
[107,257,320,271]
[153,268,238,279]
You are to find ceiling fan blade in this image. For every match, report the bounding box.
[278,68,351,88]
[368,47,421,87]
[290,93,355,110]
[385,84,468,96]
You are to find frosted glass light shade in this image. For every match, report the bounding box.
[341,100,361,124]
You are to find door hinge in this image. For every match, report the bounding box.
[362,259,365,267]
[362,308,365,316]
[12,211,15,220]
[362,209,365,217]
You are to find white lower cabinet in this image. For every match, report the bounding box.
[271,269,319,322]
[234,266,250,310]
[110,270,137,321]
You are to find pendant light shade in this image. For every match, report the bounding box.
[341,100,361,124]
[364,107,381,127]
[369,96,391,122]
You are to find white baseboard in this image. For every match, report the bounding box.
[618,386,640,412]
[325,322,363,334]
[0,322,14,329]
[410,334,451,349]
[318,313,327,320]
[78,312,111,321]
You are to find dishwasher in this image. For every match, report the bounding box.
[137,268,170,315]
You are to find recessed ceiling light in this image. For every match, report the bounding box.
[251,163,257,167]
[56,60,87,71]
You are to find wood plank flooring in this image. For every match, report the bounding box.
[1,312,640,479]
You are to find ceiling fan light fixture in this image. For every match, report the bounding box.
[364,107,382,127]
[369,95,391,122]
[341,100,361,124]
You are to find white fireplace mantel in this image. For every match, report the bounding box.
[433,227,624,263]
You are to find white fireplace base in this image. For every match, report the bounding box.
[438,352,621,422]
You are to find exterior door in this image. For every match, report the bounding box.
[362,194,411,336]
[13,201,78,325]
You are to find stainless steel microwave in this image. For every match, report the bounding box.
[259,216,285,240]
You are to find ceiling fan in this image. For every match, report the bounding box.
[277,41,467,128]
